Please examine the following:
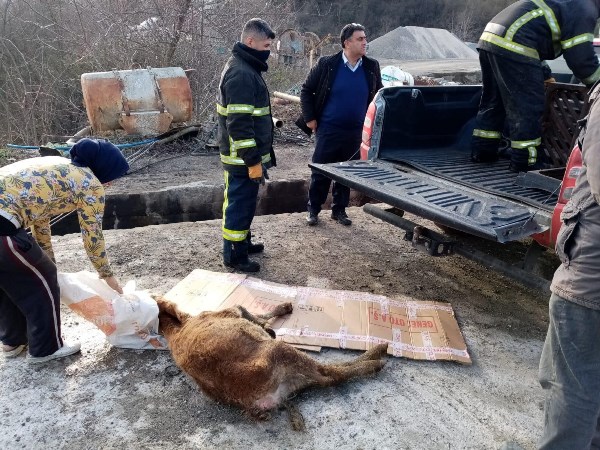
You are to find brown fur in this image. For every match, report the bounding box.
[156,297,388,430]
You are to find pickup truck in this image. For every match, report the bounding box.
[309,83,588,287]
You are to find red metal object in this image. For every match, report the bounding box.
[532,145,583,249]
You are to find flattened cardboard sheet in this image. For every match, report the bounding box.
[164,269,470,364]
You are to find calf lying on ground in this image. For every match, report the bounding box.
[156,297,388,430]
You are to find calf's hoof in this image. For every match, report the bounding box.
[285,402,306,432]
[248,408,272,422]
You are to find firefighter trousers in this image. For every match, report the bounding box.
[222,169,259,243]
[471,50,545,170]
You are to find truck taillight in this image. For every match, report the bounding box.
[559,146,582,204]
[533,144,583,249]
[360,102,376,160]
[361,116,371,143]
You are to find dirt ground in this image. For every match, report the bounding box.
[112,141,314,194]
[0,103,555,449]
[0,207,551,449]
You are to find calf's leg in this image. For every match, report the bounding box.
[273,343,388,396]
[338,342,389,366]
[253,344,388,430]
[237,302,293,328]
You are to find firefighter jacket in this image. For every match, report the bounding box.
[551,81,600,310]
[478,0,600,86]
[217,43,274,173]
[295,51,383,136]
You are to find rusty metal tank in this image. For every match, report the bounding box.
[81,67,192,135]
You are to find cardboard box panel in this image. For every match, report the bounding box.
[164,270,471,364]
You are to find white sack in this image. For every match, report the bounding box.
[58,271,167,350]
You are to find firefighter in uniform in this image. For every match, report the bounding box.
[217,18,275,272]
[471,0,600,172]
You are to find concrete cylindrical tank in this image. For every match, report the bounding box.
[81,67,192,135]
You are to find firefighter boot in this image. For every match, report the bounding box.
[246,230,264,254]
[471,134,501,163]
[509,146,537,173]
[471,148,499,163]
[223,239,260,272]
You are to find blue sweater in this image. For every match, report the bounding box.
[320,60,369,130]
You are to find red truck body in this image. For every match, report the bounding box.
[531,146,582,249]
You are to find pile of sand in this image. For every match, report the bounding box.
[368,26,478,60]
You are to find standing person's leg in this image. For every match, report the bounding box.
[539,293,600,450]
[0,289,27,357]
[491,55,545,173]
[0,230,62,357]
[471,50,506,163]
[331,128,361,225]
[307,126,338,223]
[222,170,260,272]
[592,418,600,449]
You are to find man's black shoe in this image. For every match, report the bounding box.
[224,259,260,272]
[306,212,319,226]
[248,242,264,254]
[331,211,352,226]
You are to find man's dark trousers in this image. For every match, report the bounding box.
[308,124,361,215]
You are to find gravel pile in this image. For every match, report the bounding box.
[368,26,478,60]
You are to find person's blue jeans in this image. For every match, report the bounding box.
[539,293,600,449]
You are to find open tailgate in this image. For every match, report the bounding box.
[310,160,550,243]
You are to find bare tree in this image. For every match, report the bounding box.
[0,0,298,145]
[0,0,515,145]
[447,7,478,42]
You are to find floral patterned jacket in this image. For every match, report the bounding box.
[0,156,112,277]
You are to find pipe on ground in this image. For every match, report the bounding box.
[273,91,300,103]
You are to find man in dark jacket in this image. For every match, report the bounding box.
[538,80,600,449]
[217,18,275,272]
[471,0,600,173]
[296,23,383,226]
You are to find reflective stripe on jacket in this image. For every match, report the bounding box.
[478,0,600,85]
[217,43,274,171]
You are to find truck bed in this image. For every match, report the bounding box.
[309,84,586,243]
[388,149,558,211]
[310,159,549,243]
